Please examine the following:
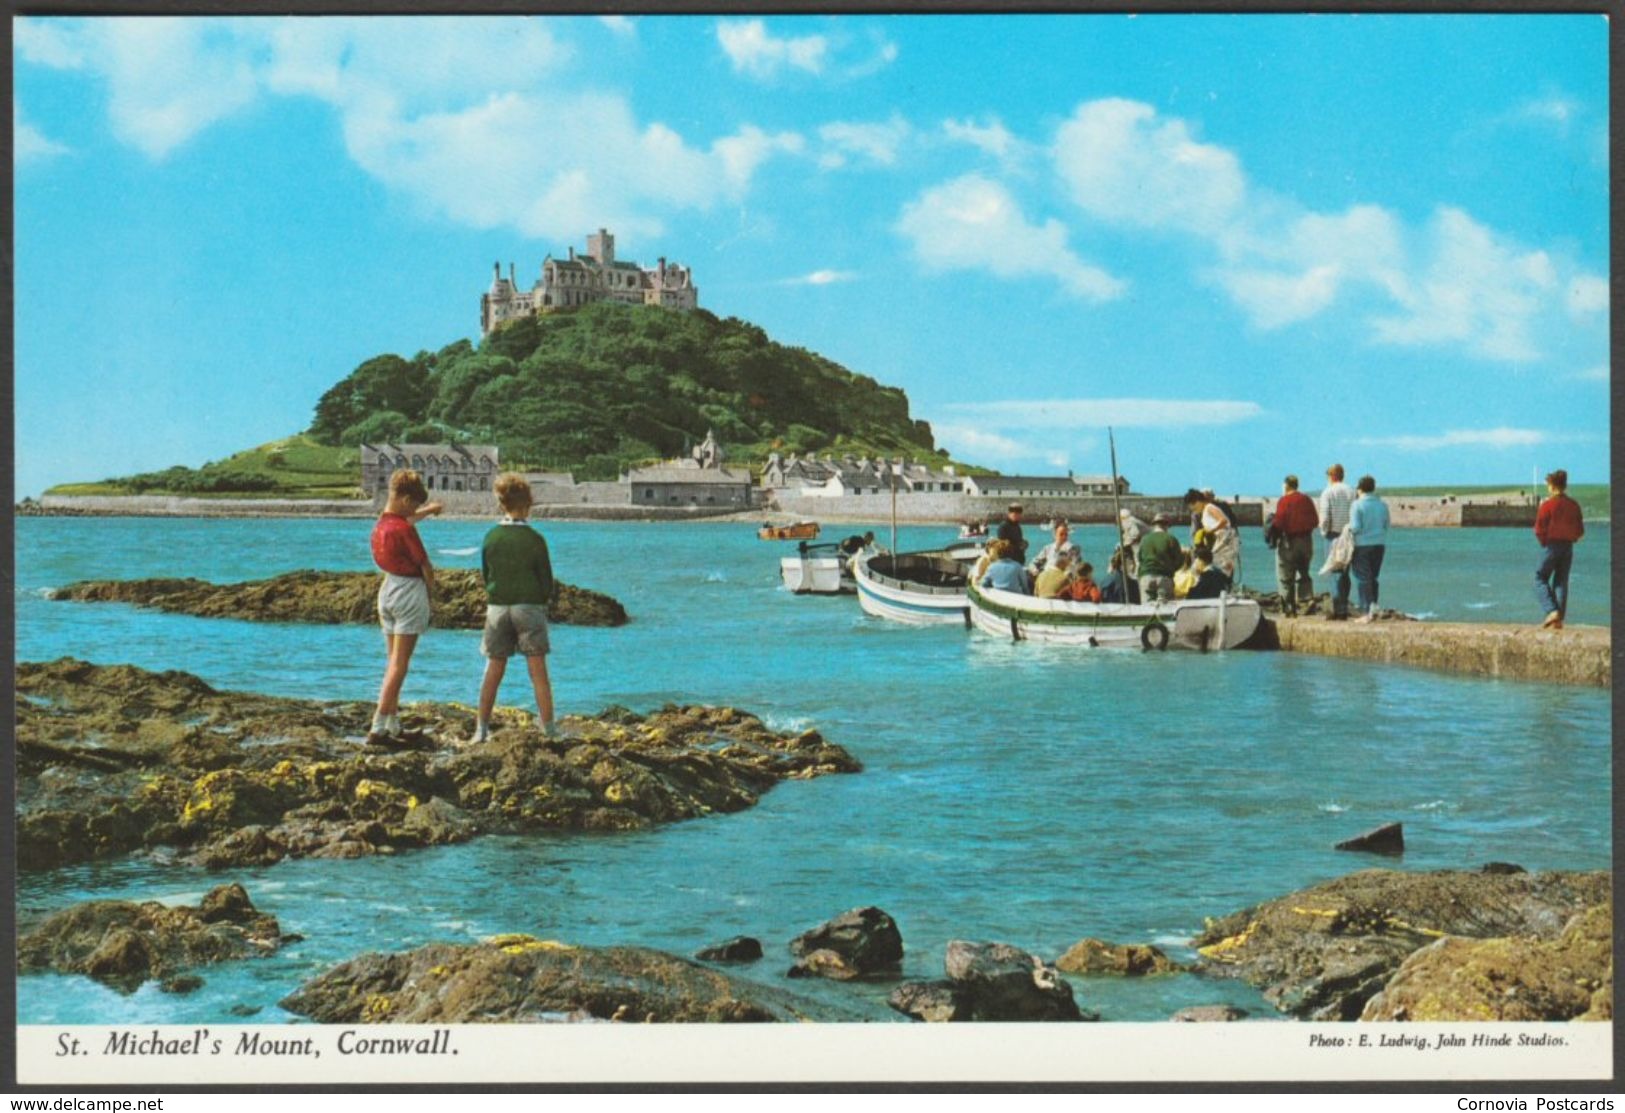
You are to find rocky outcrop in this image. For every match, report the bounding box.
[890,941,1092,1022]
[1056,938,1184,977]
[1335,822,1404,856]
[17,883,287,992]
[17,658,860,871]
[1170,1005,1248,1022]
[1361,902,1612,1022]
[695,937,763,963]
[787,907,903,980]
[280,937,850,1023]
[1192,868,1610,1020]
[51,568,627,628]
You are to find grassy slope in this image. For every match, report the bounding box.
[48,435,362,498]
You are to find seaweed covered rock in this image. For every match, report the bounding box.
[17,658,860,871]
[1056,938,1184,977]
[1361,902,1612,1022]
[787,907,903,980]
[1191,869,1610,1020]
[51,568,627,628]
[18,883,286,991]
[937,940,1091,1022]
[280,937,848,1023]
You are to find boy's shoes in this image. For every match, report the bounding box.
[1541,611,1562,629]
[471,722,492,745]
[541,719,561,740]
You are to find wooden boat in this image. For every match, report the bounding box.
[958,522,989,540]
[966,581,1262,651]
[854,549,974,626]
[759,521,820,541]
[780,542,855,595]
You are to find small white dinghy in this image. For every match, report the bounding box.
[966,581,1262,651]
[780,543,856,595]
[854,550,973,626]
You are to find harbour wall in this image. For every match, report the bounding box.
[1257,618,1610,687]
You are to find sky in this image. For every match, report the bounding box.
[12,13,1611,499]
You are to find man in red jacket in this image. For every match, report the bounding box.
[1534,469,1585,629]
[1273,474,1320,616]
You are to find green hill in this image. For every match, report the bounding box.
[61,304,961,495]
[310,304,953,480]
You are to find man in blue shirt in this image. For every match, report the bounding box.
[1348,475,1391,623]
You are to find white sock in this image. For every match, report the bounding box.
[473,720,490,742]
[371,712,389,734]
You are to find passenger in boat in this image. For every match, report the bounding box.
[1137,512,1183,603]
[1098,549,1142,604]
[368,468,442,743]
[1029,520,1081,579]
[996,503,1028,563]
[1033,550,1075,599]
[979,538,1032,594]
[1348,475,1391,624]
[1185,488,1240,581]
[1186,543,1233,600]
[1172,551,1197,599]
[839,531,876,557]
[1117,509,1148,576]
[1065,561,1102,603]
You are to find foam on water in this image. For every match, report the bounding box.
[438,546,480,556]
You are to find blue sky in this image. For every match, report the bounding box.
[14,14,1610,498]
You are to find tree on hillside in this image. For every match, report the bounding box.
[310,354,432,444]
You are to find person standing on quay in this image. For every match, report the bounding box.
[1348,475,1390,624]
[1317,464,1357,620]
[1534,469,1585,630]
[1272,475,1319,616]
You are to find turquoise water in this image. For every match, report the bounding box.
[14,517,1613,1022]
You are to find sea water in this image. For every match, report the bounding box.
[14,517,1613,1022]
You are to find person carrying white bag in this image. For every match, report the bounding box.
[1317,464,1357,620]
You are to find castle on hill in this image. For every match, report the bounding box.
[480,228,698,335]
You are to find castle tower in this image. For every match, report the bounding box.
[586,228,615,264]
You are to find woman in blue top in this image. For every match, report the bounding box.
[1347,475,1391,623]
[978,538,1032,594]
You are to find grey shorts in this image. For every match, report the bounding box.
[482,604,551,659]
[377,573,431,636]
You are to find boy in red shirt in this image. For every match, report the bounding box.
[1534,469,1584,629]
[369,469,442,739]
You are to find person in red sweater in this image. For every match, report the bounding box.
[369,468,442,739]
[1272,475,1320,616]
[1534,469,1584,629]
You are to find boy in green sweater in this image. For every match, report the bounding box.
[473,473,558,743]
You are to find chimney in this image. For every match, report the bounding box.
[493,262,501,281]
[509,263,515,284]
[569,246,575,261]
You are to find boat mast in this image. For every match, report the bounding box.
[889,459,899,574]
[1108,427,1129,592]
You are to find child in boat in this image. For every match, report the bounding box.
[1172,551,1197,599]
[1186,543,1234,600]
[1033,550,1075,598]
[1064,561,1102,603]
[473,473,559,743]
[369,468,442,741]
[978,539,1031,594]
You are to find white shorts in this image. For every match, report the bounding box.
[377,573,431,636]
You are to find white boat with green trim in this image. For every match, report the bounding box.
[854,549,974,626]
[966,580,1263,651]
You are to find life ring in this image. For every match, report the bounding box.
[1140,621,1170,652]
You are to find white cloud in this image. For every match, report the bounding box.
[15,110,70,162]
[1216,266,1342,331]
[896,174,1125,303]
[1053,98,1246,235]
[929,423,1028,461]
[18,18,797,238]
[16,18,88,69]
[1572,365,1609,382]
[1370,208,1557,362]
[1515,95,1579,130]
[818,115,909,169]
[716,20,827,80]
[781,269,858,286]
[1352,427,1549,451]
[942,116,1023,163]
[598,16,636,37]
[1567,275,1609,316]
[943,399,1262,429]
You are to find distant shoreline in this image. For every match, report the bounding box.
[18,492,1603,528]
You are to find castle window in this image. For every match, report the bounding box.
[412,456,424,470]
